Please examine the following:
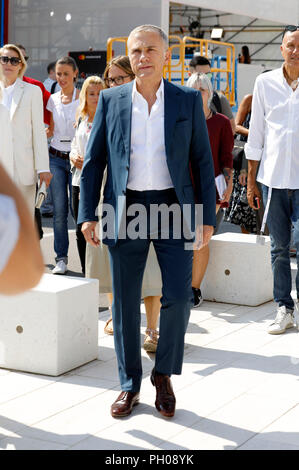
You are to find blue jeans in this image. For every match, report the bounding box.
[49,153,73,263]
[261,185,299,310]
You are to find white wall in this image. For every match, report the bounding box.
[9,0,163,80]
[237,63,264,104]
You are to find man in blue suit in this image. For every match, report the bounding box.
[78,25,216,418]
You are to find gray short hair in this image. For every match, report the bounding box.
[128,25,168,49]
[186,72,213,107]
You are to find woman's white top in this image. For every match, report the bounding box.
[1,81,17,111]
[70,117,93,186]
[0,194,20,274]
[46,88,79,152]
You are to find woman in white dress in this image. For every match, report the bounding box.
[85,56,162,352]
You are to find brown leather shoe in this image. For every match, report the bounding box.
[150,369,176,418]
[111,391,140,418]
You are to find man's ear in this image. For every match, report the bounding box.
[164,48,171,64]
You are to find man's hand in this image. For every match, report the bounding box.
[39,171,52,188]
[70,154,84,170]
[193,225,214,251]
[247,160,260,210]
[81,221,100,247]
[247,182,261,210]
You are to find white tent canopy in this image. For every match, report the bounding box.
[162,0,299,27]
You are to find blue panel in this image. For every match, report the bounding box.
[0,0,4,47]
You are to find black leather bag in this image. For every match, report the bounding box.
[232,139,246,171]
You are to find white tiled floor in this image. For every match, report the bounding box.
[0,261,298,450]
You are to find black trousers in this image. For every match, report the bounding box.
[72,185,86,274]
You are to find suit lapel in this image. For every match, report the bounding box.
[164,79,181,160]
[117,80,180,162]
[10,78,25,120]
[118,82,133,159]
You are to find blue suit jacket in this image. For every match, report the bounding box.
[78,79,216,246]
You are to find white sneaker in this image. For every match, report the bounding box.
[268,306,295,335]
[52,260,68,275]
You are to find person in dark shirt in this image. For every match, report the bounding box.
[187,72,234,307]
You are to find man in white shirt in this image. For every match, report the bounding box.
[245,26,299,335]
[78,25,216,418]
[43,61,60,94]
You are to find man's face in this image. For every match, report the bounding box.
[19,47,27,61]
[281,30,299,69]
[49,68,56,80]
[128,30,170,82]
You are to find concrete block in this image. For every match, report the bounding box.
[201,233,273,306]
[0,274,99,376]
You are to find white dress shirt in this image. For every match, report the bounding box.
[43,77,60,94]
[127,79,174,191]
[245,66,299,189]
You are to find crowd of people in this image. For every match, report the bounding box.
[0,23,298,420]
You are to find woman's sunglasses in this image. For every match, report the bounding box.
[0,56,22,66]
[283,25,299,38]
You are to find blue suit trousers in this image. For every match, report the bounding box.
[108,189,193,392]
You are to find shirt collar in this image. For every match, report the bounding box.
[280,64,288,86]
[280,64,299,90]
[132,78,164,103]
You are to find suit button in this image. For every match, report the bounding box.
[122,190,126,195]
[126,165,129,171]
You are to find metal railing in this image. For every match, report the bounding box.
[106,35,236,107]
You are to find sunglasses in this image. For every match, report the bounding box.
[0,56,22,66]
[283,25,299,38]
